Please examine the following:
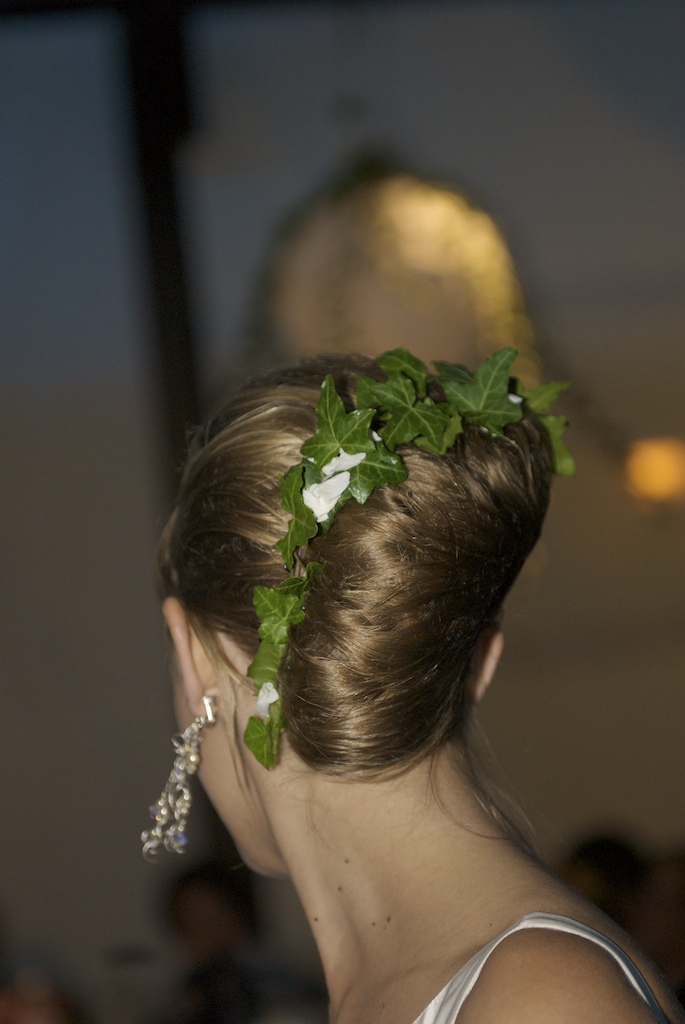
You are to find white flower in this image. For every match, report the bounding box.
[508,393,523,405]
[302,450,366,523]
[303,471,351,522]
[321,448,367,477]
[371,430,382,442]
[256,682,280,719]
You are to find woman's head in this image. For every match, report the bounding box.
[159,353,552,776]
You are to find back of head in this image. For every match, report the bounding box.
[160,353,552,775]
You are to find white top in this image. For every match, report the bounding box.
[412,911,668,1024]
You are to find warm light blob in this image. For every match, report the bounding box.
[268,171,540,384]
[625,438,685,503]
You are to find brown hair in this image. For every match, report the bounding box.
[159,354,551,776]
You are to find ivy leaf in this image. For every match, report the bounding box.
[253,562,324,645]
[254,582,305,644]
[247,641,285,686]
[437,347,521,434]
[277,464,318,569]
[243,699,285,770]
[415,406,463,454]
[363,375,445,451]
[303,559,325,584]
[516,379,571,414]
[376,348,428,396]
[385,394,451,453]
[300,376,375,471]
[432,361,473,386]
[442,407,465,449]
[354,374,382,414]
[540,415,576,476]
[346,445,407,503]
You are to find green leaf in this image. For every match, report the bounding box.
[387,395,450,452]
[442,408,465,449]
[540,415,576,476]
[516,379,571,414]
[346,445,407,503]
[254,584,305,644]
[302,559,325,583]
[354,374,382,414]
[247,641,285,686]
[243,699,285,770]
[300,376,375,471]
[364,375,445,451]
[437,347,522,435]
[243,717,272,768]
[432,361,473,386]
[376,348,428,396]
[277,464,318,568]
[357,373,454,455]
[253,562,324,644]
[415,406,464,454]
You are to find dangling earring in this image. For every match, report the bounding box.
[141,695,217,859]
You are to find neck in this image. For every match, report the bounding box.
[254,745,534,1018]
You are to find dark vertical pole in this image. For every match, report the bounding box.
[124,2,200,494]
[125,4,230,852]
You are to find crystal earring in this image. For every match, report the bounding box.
[141,695,217,859]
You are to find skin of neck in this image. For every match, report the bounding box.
[246,736,533,1016]
[166,605,539,1020]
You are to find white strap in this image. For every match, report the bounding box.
[415,912,668,1024]
[504,914,667,1022]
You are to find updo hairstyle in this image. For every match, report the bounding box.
[159,354,552,776]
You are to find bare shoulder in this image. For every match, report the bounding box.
[457,927,681,1024]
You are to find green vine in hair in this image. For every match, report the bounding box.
[244,347,574,768]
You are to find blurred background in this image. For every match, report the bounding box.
[1,0,684,1020]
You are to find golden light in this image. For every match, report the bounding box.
[372,178,539,384]
[625,438,685,503]
[265,164,540,385]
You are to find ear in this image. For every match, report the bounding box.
[162,597,218,718]
[470,629,505,705]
